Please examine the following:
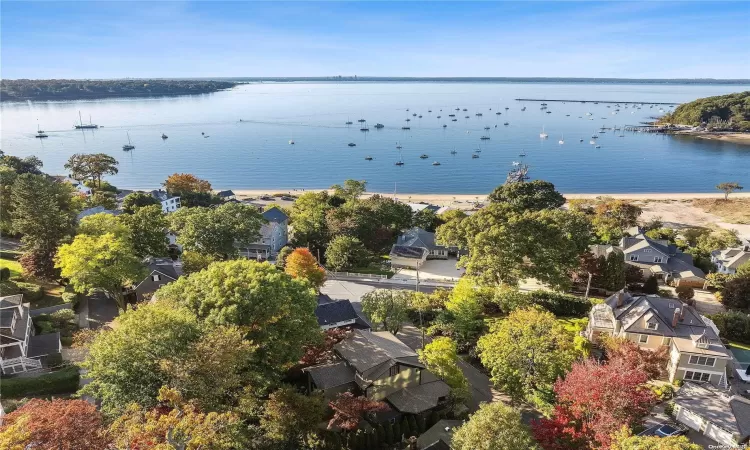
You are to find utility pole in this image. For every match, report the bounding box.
[416,264,425,350]
[585,272,592,300]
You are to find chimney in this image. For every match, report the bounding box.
[680,307,686,321]
[616,292,624,308]
[673,308,681,328]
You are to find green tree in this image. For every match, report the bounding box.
[451,402,535,450]
[361,289,411,335]
[325,235,368,271]
[82,302,201,416]
[55,233,146,312]
[435,209,469,250]
[120,204,169,258]
[603,250,626,291]
[721,274,750,309]
[276,245,293,269]
[87,191,117,210]
[169,202,264,257]
[11,174,77,279]
[78,212,129,238]
[326,195,413,253]
[675,285,695,301]
[64,153,119,188]
[331,179,367,202]
[441,203,591,289]
[418,337,469,400]
[412,208,440,232]
[477,307,578,403]
[0,166,18,233]
[717,182,744,200]
[445,278,484,347]
[0,151,43,174]
[488,179,565,211]
[290,191,334,255]
[155,260,320,375]
[571,198,642,244]
[643,275,659,294]
[260,386,326,447]
[610,425,702,449]
[121,192,159,214]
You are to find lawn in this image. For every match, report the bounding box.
[0,250,66,309]
[0,250,23,278]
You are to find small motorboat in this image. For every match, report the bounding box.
[579,138,584,142]
[496,112,502,115]
[448,114,456,117]
[345,121,353,125]
[374,123,384,129]
[595,145,601,148]
[476,113,483,117]
[289,140,295,144]
[504,122,509,126]
[348,143,356,147]
[505,107,509,110]
[462,108,467,111]
[451,119,457,122]
[395,161,405,166]
[472,154,479,159]
[420,154,429,159]
[418,115,422,118]
[365,156,373,161]
[480,136,490,140]
[442,124,447,128]
[432,161,441,166]
[437,115,441,118]
[201,132,205,135]
[484,126,490,130]
[406,118,411,122]
[401,126,411,130]
[464,116,470,119]
[412,113,417,117]
[357,119,366,123]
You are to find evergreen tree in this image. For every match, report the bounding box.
[385,421,395,445]
[376,424,386,447]
[401,417,412,439]
[428,411,439,428]
[604,251,626,291]
[416,414,426,433]
[394,419,402,442]
[366,429,377,450]
[643,275,659,294]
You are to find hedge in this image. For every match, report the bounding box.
[528,290,593,317]
[16,282,44,301]
[0,365,80,398]
[708,310,750,345]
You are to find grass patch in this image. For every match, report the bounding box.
[693,198,750,224]
[348,266,394,278]
[32,282,65,309]
[0,251,23,278]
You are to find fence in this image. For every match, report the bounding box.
[328,271,389,280]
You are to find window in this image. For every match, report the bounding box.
[639,334,649,344]
[629,255,639,261]
[684,371,711,382]
[389,365,399,377]
[654,256,664,263]
[688,356,716,367]
[663,337,672,346]
[644,249,652,253]
[647,322,658,330]
[152,274,161,281]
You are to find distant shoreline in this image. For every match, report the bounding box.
[672,131,750,145]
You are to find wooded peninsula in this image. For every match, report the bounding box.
[660,90,750,131]
[0,79,238,101]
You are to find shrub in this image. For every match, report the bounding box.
[62,292,80,310]
[528,290,592,317]
[708,310,750,344]
[643,275,659,294]
[648,383,675,400]
[0,267,10,281]
[664,401,675,416]
[658,288,675,298]
[16,281,44,301]
[0,366,80,398]
[675,285,695,300]
[0,280,20,296]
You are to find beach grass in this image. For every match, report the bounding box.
[692,198,750,224]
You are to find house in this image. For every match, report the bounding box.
[303,330,451,416]
[216,190,236,201]
[407,203,440,215]
[132,258,182,302]
[586,291,732,387]
[149,189,181,213]
[620,234,706,287]
[52,175,92,196]
[0,294,61,374]
[417,420,463,450]
[239,207,289,260]
[711,245,750,275]
[673,382,750,446]
[315,295,370,330]
[389,228,449,269]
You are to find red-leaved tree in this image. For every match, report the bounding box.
[328,392,390,431]
[603,336,669,380]
[300,327,351,367]
[0,398,110,449]
[532,358,657,449]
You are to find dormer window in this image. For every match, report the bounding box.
[644,249,652,253]
[654,256,663,263]
[647,322,658,330]
[694,332,710,349]
[152,274,161,281]
[629,255,639,261]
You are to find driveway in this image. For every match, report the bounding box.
[643,403,718,448]
[393,259,465,283]
[86,292,120,329]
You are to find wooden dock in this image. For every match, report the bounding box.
[514,98,680,105]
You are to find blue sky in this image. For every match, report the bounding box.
[2,1,749,79]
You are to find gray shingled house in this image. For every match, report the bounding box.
[303,330,450,418]
[389,227,450,269]
[620,234,706,288]
[673,382,750,446]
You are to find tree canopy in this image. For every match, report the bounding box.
[659,91,750,131]
[418,337,469,400]
[488,179,565,211]
[324,235,369,271]
[121,191,160,213]
[285,247,326,289]
[64,153,119,188]
[361,289,412,335]
[155,260,320,376]
[451,402,535,450]
[331,179,367,202]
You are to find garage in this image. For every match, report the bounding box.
[705,424,735,447]
[676,407,703,431]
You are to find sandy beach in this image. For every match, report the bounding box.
[673,131,750,145]
[234,189,750,205]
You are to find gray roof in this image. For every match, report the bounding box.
[675,382,750,440]
[262,207,288,223]
[149,189,177,202]
[417,420,463,450]
[386,380,451,414]
[76,206,118,221]
[621,235,705,279]
[315,300,360,327]
[389,245,428,260]
[303,361,356,390]
[334,330,424,383]
[714,247,750,270]
[397,227,444,251]
[604,292,730,357]
[217,190,235,197]
[27,332,61,358]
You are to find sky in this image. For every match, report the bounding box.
[2,1,749,79]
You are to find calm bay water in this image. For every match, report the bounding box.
[2,82,749,193]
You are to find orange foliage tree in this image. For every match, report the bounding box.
[163,173,212,195]
[0,398,110,450]
[285,248,326,289]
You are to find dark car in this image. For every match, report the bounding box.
[654,423,688,438]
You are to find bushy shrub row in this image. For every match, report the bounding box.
[16,281,44,301]
[708,310,750,344]
[527,290,593,317]
[0,366,79,398]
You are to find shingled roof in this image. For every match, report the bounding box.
[334,330,424,386]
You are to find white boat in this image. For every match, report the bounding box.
[432,161,441,166]
[539,126,548,139]
[74,111,99,129]
[35,124,48,138]
[289,140,295,145]
[558,134,565,145]
[122,132,135,151]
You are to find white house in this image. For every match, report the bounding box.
[711,245,750,275]
[238,207,289,260]
[389,227,450,269]
[53,176,92,196]
[150,189,181,213]
[0,295,61,374]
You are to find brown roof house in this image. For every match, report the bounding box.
[586,291,731,387]
[303,330,450,417]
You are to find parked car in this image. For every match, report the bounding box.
[655,423,688,438]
